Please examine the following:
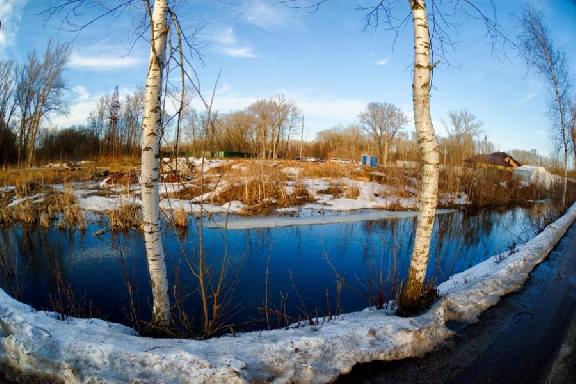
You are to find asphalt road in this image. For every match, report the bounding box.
[335,223,576,384]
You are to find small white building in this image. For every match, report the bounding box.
[513,165,555,189]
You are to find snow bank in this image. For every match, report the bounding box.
[2,204,576,383]
[160,199,245,215]
[206,209,456,230]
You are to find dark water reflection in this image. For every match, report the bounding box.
[0,204,557,332]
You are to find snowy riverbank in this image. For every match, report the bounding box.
[1,204,575,383]
[205,208,456,229]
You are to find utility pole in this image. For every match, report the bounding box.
[109,86,120,159]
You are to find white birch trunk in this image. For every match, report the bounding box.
[141,0,170,326]
[402,0,440,304]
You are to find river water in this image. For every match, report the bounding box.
[0,204,556,333]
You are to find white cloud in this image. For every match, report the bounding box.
[210,26,237,46]
[47,86,135,128]
[221,46,256,58]
[241,0,291,29]
[72,86,90,100]
[207,26,257,59]
[375,58,389,66]
[0,0,28,53]
[68,53,141,71]
[49,98,97,128]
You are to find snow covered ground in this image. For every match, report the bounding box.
[1,203,575,383]
[1,167,470,226]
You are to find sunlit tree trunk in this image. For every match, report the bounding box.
[383,137,388,167]
[141,0,170,326]
[399,0,439,313]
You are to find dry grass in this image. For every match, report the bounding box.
[44,190,86,230]
[107,204,142,231]
[344,186,360,199]
[0,155,139,187]
[167,185,204,200]
[0,186,85,229]
[438,167,567,208]
[171,209,188,228]
[297,161,355,179]
[317,184,346,197]
[212,163,314,215]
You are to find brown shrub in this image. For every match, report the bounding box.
[171,209,188,228]
[213,164,315,215]
[169,185,204,200]
[344,186,360,199]
[107,204,142,231]
[317,184,345,197]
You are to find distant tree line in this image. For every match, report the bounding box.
[0,42,70,167]
[1,41,570,169]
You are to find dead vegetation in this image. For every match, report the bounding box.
[438,167,570,208]
[212,163,314,215]
[0,186,86,230]
[107,204,142,231]
[0,158,571,229]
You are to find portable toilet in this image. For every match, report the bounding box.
[361,154,369,166]
[370,156,378,168]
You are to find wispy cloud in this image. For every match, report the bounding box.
[0,0,28,53]
[221,46,256,58]
[375,58,389,66]
[241,0,292,29]
[71,85,91,100]
[68,52,141,71]
[207,26,257,58]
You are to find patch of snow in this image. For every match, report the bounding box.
[158,183,186,195]
[75,191,141,212]
[0,186,16,193]
[440,192,470,206]
[206,209,456,230]
[187,158,228,173]
[6,193,45,208]
[282,167,302,177]
[45,162,71,169]
[1,204,576,382]
[160,199,244,215]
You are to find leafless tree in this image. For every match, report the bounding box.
[0,60,18,166]
[359,102,408,167]
[315,124,368,160]
[15,41,70,168]
[519,5,572,207]
[248,95,300,159]
[87,88,144,156]
[443,109,483,165]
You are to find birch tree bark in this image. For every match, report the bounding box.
[141,0,171,326]
[398,0,440,313]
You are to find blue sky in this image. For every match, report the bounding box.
[1,0,575,156]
